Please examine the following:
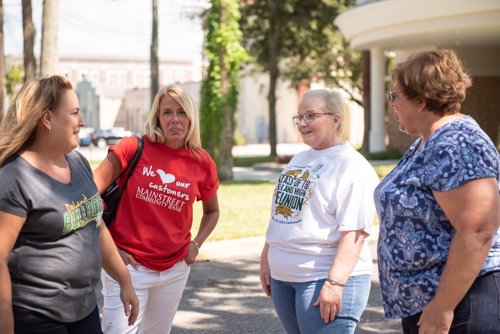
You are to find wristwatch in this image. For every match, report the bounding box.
[326,278,345,287]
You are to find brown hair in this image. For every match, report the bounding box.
[390,49,472,116]
[0,75,73,165]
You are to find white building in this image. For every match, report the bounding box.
[335,0,500,152]
[237,70,364,146]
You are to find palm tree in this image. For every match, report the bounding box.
[151,0,159,103]
[40,0,59,76]
[22,0,36,81]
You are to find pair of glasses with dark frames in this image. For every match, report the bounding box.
[292,113,334,125]
[387,91,400,102]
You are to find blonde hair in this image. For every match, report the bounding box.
[302,89,345,134]
[145,85,202,156]
[0,75,73,165]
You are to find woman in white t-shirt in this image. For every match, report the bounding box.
[260,89,379,334]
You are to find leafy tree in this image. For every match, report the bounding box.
[240,0,359,157]
[200,0,247,181]
[6,64,23,100]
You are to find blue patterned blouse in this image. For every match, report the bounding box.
[374,116,500,319]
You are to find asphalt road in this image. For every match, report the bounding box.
[96,242,402,334]
[170,241,402,334]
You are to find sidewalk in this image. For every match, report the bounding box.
[196,225,379,261]
[171,227,402,334]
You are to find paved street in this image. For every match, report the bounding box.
[96,240,402,334]
[170,241,401,334]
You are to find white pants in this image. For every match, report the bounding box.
[101,260,190,334]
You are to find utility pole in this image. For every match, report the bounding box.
[22,0,36,81]
[150,0,159,103]
[40,0,59,76]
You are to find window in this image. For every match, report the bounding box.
[117,70,127,86]
[143,71,151,87]
[78,70,88,82]
[175,71,185,84]
[60,69,72,80]
[89,70,100,85]
[133,71,142,87]
[106,71,116,86]
[163,71,174,86]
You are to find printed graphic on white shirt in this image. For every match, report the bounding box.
[273,163,325,224]
[135,164,191,212]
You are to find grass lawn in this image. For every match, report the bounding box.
[191,164,396,243]
[191,181,276,242]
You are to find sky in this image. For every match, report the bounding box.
[3,0,208,62]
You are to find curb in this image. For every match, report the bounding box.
[197,225,380,261]
[252,160,399,172]
[253,163,287,172]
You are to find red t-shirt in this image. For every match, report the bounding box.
[108,136,219,271]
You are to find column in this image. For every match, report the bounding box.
[369,47,386,152]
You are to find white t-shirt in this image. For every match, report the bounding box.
[266,142,379,282]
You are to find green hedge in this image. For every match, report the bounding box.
[359,150,404,160]
[233,156,276,167]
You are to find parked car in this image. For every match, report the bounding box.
[77,127,94,146]
[91,127,133,148]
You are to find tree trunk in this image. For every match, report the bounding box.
[40,0,59,76]
[267,0,280,158]
[150,0,159,102]
[360,50,371,153]
[0,0,5,122]
[217,2,233,181]
[22,0,36,82]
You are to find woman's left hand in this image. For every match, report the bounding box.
[184,241,199,266]
[417,298,454,334]
[119,283,139,326]
[313,282,343,323]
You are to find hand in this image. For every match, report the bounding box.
[184,241,199,266]
[313,281,343,323]
[417,299,454,334]
[259,260,271,298]
[117,248,139,270]
[119,283,139,326]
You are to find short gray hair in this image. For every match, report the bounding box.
[302,89,345,134]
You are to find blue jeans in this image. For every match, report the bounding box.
[402,271,500,334]
[271,275,371,334]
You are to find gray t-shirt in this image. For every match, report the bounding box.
[0,150,104,322]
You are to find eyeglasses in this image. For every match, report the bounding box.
[387,91,400,102]
[292,113,333,125]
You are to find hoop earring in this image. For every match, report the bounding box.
[47,128,51,134]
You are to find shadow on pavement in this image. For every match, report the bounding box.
[355,280,402,334]
[170,255,402,334]
[171,256,284,334]
[96,253,403,333]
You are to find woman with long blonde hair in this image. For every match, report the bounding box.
[94,85,220,334]
[0,75,138,334]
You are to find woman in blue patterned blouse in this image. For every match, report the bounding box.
[375,49,500,334]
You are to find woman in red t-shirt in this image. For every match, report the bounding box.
[94,85,220,334]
